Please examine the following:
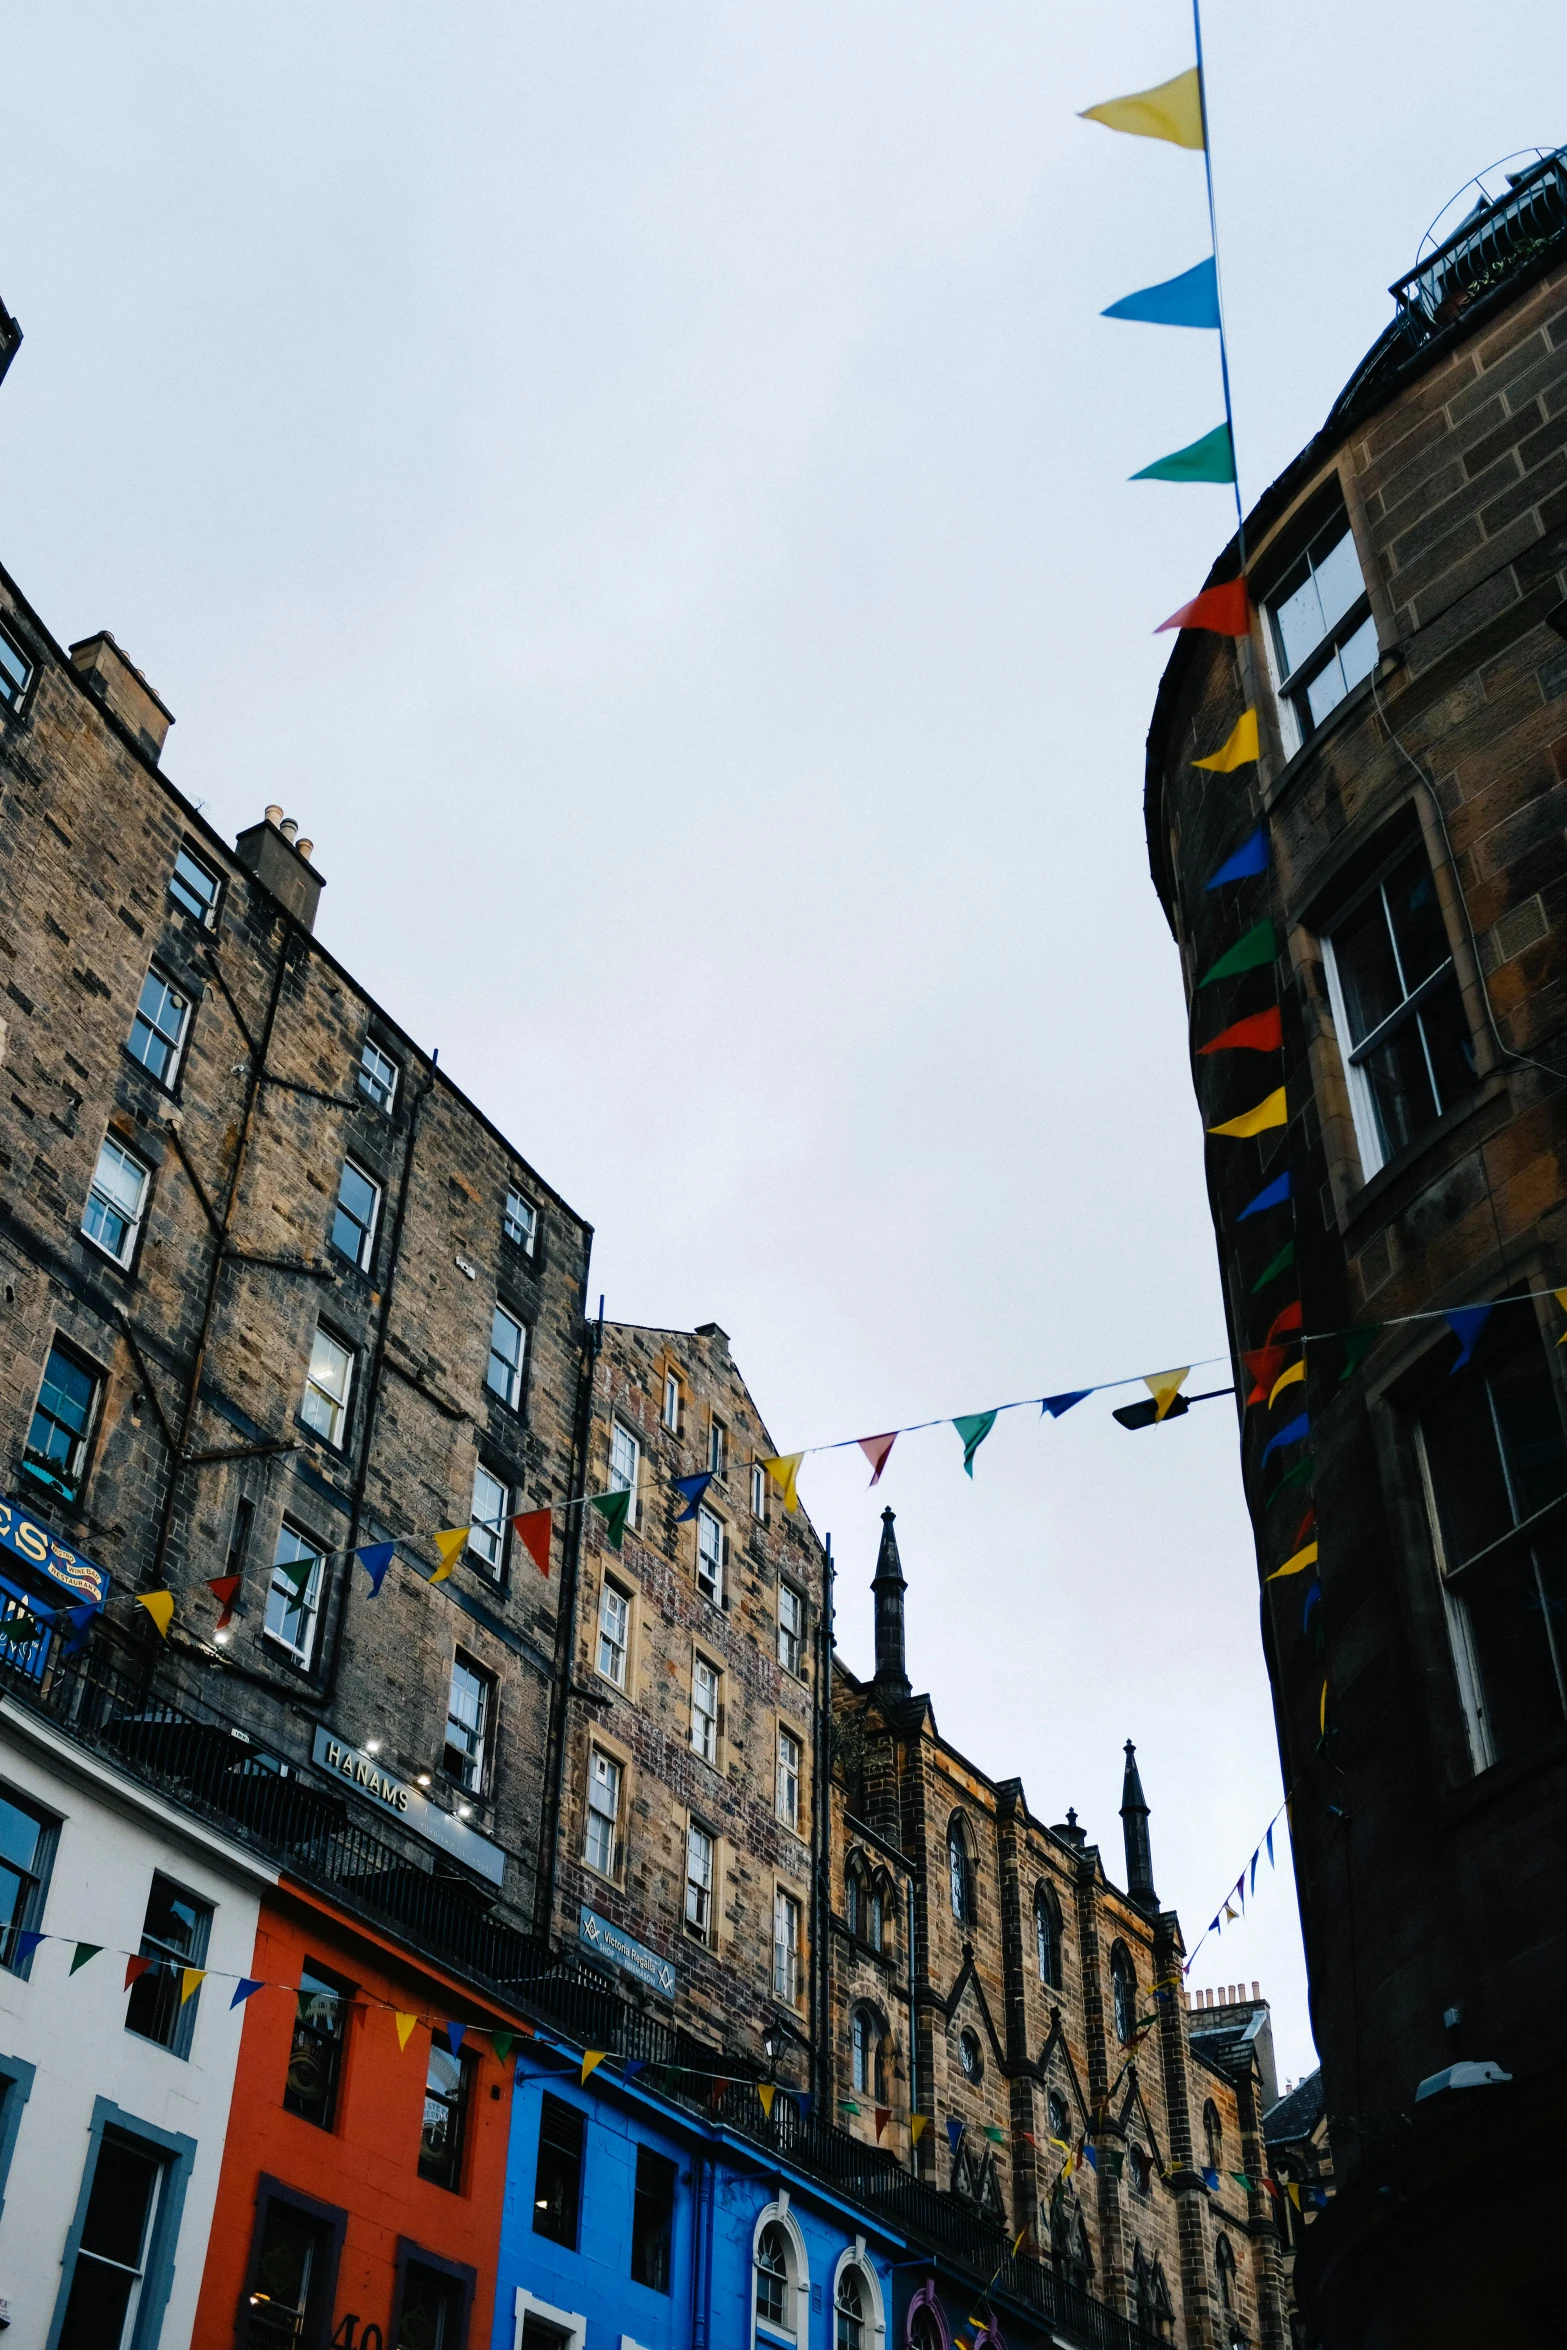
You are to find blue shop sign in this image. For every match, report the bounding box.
[0,1496,109,1604]
[579,1904,677,1999]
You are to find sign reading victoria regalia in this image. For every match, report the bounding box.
[579,1904,677,1999]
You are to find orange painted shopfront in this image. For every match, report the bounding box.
[192,1879,518,2350]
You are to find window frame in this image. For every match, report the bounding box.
[82,1131,153,1269]
[1111,1944,1136,2045]
[390,2241,477,2350]
[752,2201,808,2350]
[751,1461,768,1522]
[125,962,193,1090]
[772,1886,801,2007]
[123,1872,213,2059]
[238,2172,348,2350]
[357,1039,400,1113]
[443,1651,495,1796]
[168,841,224,929]
[709,1416,728,1477]
[1035,1885,1061,1989]
[49,2099,197,2350]
[947,1817,974,1925]
[23,1336,103,1507]
[777,1583,803,1676]
[696,1505,725,1606]
[775,1724,801,1834]
[418,2034,476,2193]
[468,1461,510,1580]
[630,2145,677,2295]
[0,1782,59,1978]
[532,2091,586,2251]
[684,1818,715,1941]
[0,618,35,714]
[691,1655,720,1765]
[300,1322,355,1450]
[584,1746,622,1879]
[486,1303,527,1413]
[662,1371,681,1433]
[1262,506,1378,752]
[503,1187,538,1257]
[264,1521,326,1671]
[0,2052,36,2227]
[609,1420,640,1523]
[329,1157,381,1273]
[597,1579,631,1688]
[283,1960,356,2132]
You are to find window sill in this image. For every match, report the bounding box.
[1337,1078,1503,1238]
[1262,667,1381,817]
[1437,1721,1567,1825]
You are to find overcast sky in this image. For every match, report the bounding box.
[6,2,1565,2085]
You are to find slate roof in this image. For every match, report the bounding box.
[1264,2068,1325,2147]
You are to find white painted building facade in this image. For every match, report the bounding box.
[0,1691,275,2346]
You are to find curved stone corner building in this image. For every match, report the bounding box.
[1145,151,1567,2347]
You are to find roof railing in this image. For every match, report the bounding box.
[1390,148,1567,332]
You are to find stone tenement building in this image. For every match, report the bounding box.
[1145,149,1567,2346]
[547,1316,826,2067]
[0,562,592,1940]
[829,1512,1287,2350]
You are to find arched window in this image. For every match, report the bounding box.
[1047,2088,1071,2143]
[845,1861,861,1938]
[756,2224,793,2334]
[869,1876,885,1951]
[1214,2234,1236,2311]
[1110,1944,1135,2044]
[948,1817,974,1924]
[1050,2190,1093,2288]
[1035,1887,1061,1987]
[1129,2145,1151,2197]
[851,2006,888,2100]
[835,2267,865,2350]
[958,2026,984,2083]
[906,2279,948,2350]
[1133,2246,1175,2342]
[1203,2100,1223,2175]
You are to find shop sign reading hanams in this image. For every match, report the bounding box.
[312,1727,506,1887]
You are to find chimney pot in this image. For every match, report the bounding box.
[264,804,285,826]
[279,818,299,844]
[296,839,313,862]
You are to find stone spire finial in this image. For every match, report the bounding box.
[872,1508,910,1695]
[1120,1739,1157,1909]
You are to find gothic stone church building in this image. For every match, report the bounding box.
[828,1512,1289,2350]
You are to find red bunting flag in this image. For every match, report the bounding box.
[1242,1346,1288,1405]
[124,1954,153,1991]
[1292,1504,1317,1551]
[874,2106,891,2140]
[1157,576,1251,636]
[1197,1007,1283,1057]
[513,1509,553,1577]
[857,1433,898,1487]
[1266,1300,1303,1345]
[207,1575,242,1629]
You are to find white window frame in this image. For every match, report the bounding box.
[777,1584,803,1676]
[1414,1412,1503,1776]
[444,1651,493,1794]
[772,1887,801,2006]
[610,1423,640,1524]
[750,2199,810,2350]
[60,2130,169,2343]
[1261,509,1378,756]
[0,619,35,710]
[685,1819,714,1939]
[301,1325,354,1448]
[358,1040,399,1112]
[169,842,223,928]
[662,1372,681,1432]
[82,1134,151,1267]
[830,2247,885,2350]
[691,1655,720,1763]
[127,965,191,1088]
[487,1304,526,1411]
[512,2288,587,2350]
[469,1462,509,1578]
[331,1157,381,1272]
[776,1725,801,1833]
[597,1581,630,1688]
[265,1523,324,1667]
[504,1187,537,1255]
[751,1461,768,1522]
[584,1747,621,1878]
[709,1417,727,1476]
[696,1506,724,1605]
[1320,849,1467,1184]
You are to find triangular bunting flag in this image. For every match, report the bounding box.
[674,1472,714,1523]
[1103,254,1219,327]
[492,2032,516,2064]
[1250,1849,1260,1895]
[761,1455,804,1513]
[839,2097,862,2116]
[1041,1390,1092,1418]
[514,1508,553,1575]
[1204,827,1269,892]
[1265,1539,1318,1582]
[1555,1287,1567,1344]
[1158,575,1250,636]
[1340,1328,1376,1381]
[622,2058,645,2081]
[13,1929,45,1965]
[581,2051,606,2084]
[232,1978,264,2007]
[857,1433,897,1487]
[1080,66,1205,149]
[1132,422,1234,484]
[1261,1413,1310,1468]
[1303,1579,1322,1630]
[954,1412,997,1476]
[124,1954,153,1990]
[946,2117,966,2153]
[70,1942,103,1974]
[1292,1504,1317,1549]
[1223,1901,1240,1923]
[1445,1305,1492,1373]
[1267,1358,1306,1410]
[1199,920,1277,986]
[207,1574,242,1627]
[358,1542,395,1597]
[1242,1345,1288,1404]
[1199,1006,1282,1057]
[875,2107,892,2140]
[61,1602,101,1657]
[1143,1369,1190,1422]
[137,1591,174,1638]
[590,1490,632,1550]
[1204,2165,1221,2191]
[431,1527,469,1582]
[273,1548,315,1596]
[984,2125,1007,2145]
[1238,1170,1291,1221]
[1250,1240,1295,1293]
[911,2114,928,2144]
[395,2013,419,2051]
[1266,1453,1315,1506]
[438,2022,463,2055]
[180,1967,207,2006]
[1082,2144,1098,2172]
[1266,1824,1276,1868]
[1267,1301,1304,1344]
[758,2083,776,2118]
[792,2092,813,2120]
[1194,708,1260,772]
[1208,1086,1287,1139]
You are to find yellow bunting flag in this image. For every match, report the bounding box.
[180,1967,207,2005]
[1555,1288,1567,1344]
[431,1527,469,1583]
[1194,708,1259,772]
[1223,1901,1240,1923]
[911,2114,928,2145]
[395,2012,419,2051]
[758,2083,776,2118]
[1207,1086,1287,1139]
[581,2051,606,2085]
[1320,1682,1328,1735]
[1143,1368,1190,1422]
[1012,2227,1028,2254]
[1266,1540,1319,1582]
[1080,67,1204,150]
[761,1454,804,1513]
[1268,1359,1306,1410]
[137,1591,174,1638]
[1288,2181,1301,2209]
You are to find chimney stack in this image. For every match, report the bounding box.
[68,633,173,764]
[234,808,325,932]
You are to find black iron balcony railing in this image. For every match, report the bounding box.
[0,1630,1161,2350]
[1391,148,1567,333]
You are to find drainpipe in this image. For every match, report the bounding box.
[812,1533,835,2104]
[536,1281,600,1942]
[690,2148,714,2350]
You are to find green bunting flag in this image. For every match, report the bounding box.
[1250,1241,1295,1294]
[1266,1453,1314,1508]
[954,1412,998,1477]
[70,1943,102,1974]
[1199,921,1276,986]
[590,1490,632,1551]
[1131,422,1235,484]
[984,2124,1007,2145]
[493,2032,516,2063]
[1340,1330,1376,1382]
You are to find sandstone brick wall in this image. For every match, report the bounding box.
[551,1319,825,2069]
[0,560,592,1937]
